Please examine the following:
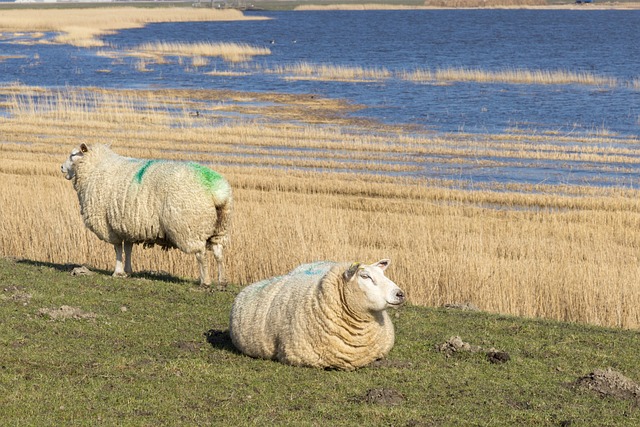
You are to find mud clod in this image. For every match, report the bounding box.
[70,266,93,276]
[437,336,482,356]
[575,368,640,405]
[438,336,510,365]
[364,388,405,406]
[487,350,511,364]
[443,302,480,312]
[3,286,32,304]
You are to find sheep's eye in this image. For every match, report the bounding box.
[360,273,371,280]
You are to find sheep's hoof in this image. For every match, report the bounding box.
[112,271,129,278]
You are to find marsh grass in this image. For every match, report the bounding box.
[0,7,266,47]
[401,66,619,86]
[132,41,271,63]
[424,0,547,6]
[271,61,392,82]
[2,86,640,329]
[267,62,621,87]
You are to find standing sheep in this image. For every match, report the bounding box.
[61,143,232,286]
[229,259,405,370]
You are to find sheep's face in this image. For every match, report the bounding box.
[61,144,87,180]
[346,259,405,312]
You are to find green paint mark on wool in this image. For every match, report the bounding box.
[189,162,223,191]
[134,160,156,184]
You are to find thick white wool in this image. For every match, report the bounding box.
[73,145,231,251]
[229,261,401,370]
[65,144,232,284]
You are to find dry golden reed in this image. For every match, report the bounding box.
[2,86,640,330]
[267,62,620,87]
[402,67,618,86]
[271,62,391,82]
[132,41,271,63]
[0,8,266,47]
[424,0,546,7]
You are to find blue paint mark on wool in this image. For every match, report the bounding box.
[290,261,334,278]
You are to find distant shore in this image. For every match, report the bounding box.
[294,2,640,10]
[2,1,640,12]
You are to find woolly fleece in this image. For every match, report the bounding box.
[229,261,403,370]
[65,144,232,284]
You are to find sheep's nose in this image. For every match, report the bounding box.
[396,289,405,302]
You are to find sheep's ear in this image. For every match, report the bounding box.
[80,143,88,153]
[343,263,361,282]
[374,259,391,271]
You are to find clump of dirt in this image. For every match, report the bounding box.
[487,350,511,364]
[70,266,94,276]
[437,336,482,356]
[443,302,480,312]
[437,336,510,364]
[363,388,405,406]
[175,341,202,352]
[3,285,32,304]
[575,368,640,405]
[38,305,97,321]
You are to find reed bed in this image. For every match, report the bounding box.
[271,61,391,82]
[424,0,547,6]
[402,66,619,86]
[0,8,265,47]
[267,62,621,87]
[131,41,271,63]
[2,86,640,329]
[294,4,429,10]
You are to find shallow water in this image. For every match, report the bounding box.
[1,9,639,187]
[2,10,639,135]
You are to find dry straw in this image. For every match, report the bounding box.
[271,62,391,82]
[400,67,618,87]
[0,8,267,47]
[132,41,271,63]
[268,62,620,87]
[2,86,640,330]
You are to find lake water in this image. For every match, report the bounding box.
[1,10,639,136]
[1,9,639,187]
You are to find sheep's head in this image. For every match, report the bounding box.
[61,143,88,180]
[343,259,405,312]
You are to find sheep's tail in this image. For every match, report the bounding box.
[207,187,232,248]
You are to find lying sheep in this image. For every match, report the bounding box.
[229,259,405,370]
[61,143,232,286]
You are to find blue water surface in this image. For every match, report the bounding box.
[1,9,639,136]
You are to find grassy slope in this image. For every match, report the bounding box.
[1,257,639,426]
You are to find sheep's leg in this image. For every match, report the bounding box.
[195,250,210,287]
[123,241,133,275]
[212,243,225,285]
[113,242,128,277]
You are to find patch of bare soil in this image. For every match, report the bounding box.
[38,305,97,321]
[363,388,405,406]
[575,368,640,405]
[443,302,480,311]
[175,341,202,352]
[70,265,94,276]
[2,285,32,304]
[437,336,510,364]
[438,336,482,355]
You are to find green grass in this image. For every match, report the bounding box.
[1,257,639,426]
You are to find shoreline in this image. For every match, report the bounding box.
[294,3,640,10]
